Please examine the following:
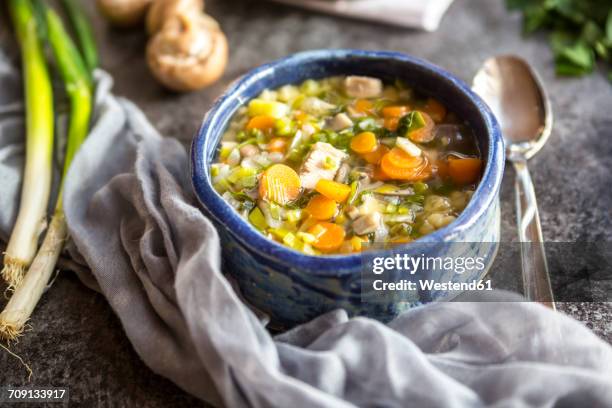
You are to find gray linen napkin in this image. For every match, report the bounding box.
[2,48,612,407]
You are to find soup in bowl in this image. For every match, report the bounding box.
[191,50,504,328]
[210,75,483,255]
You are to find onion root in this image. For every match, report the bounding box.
[0,212,67,343]
[1,258,27,289]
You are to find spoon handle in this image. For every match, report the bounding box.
[513,159,555,309]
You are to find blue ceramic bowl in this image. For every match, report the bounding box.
[191,49,504,328]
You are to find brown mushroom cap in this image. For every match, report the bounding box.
[97,0,153,27]
[146,13,228,92]
[146,0,205,35]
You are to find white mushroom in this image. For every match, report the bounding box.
[344,76,383,98]
[146,13,228,92]
[146,0,205,35]
[97,0,153,27]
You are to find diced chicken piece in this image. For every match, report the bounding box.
[352,212,382,235]
[277,85,300,103]
[299,142,348,189]
[358,194,384,215]
[346,205,360,220]
[344,76,383,98]
[300,97,336,115]
[335,162,350,183]
[239,144,259,157]
[328,113,354,131]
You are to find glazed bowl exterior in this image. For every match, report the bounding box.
[191,49,504,328]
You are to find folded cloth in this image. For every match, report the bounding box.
[268,0,455,31]
[2,49,612,407]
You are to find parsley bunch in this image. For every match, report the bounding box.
[506,0,612,79]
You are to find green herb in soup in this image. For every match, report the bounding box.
[211,76,482,255]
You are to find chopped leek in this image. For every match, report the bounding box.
[247,99,289,118]
[248,208,267,231]
[397,111,426,137]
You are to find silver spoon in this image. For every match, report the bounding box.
[472,55,555,309]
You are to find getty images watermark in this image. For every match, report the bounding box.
[359,241,612,303]
[371,252,492,292]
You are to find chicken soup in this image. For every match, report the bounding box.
[211,76,482,255]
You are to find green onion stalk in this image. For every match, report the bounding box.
[2,0,55,288]
[60,0,98,73]
[0,6,93,342]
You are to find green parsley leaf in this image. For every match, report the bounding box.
[507,0,612,79]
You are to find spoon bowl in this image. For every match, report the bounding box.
[473,55,553,160]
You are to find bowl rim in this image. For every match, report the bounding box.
[191,49,504,275]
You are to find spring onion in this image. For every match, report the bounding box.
[60,0,98,73]
[0,6,94,342]
[1,0,55,288]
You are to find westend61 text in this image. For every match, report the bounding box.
[372,279,493,292]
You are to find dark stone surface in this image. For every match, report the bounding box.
[1,0,611,405]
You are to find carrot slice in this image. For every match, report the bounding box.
[434,158,449,179]
[422,98,447,123]
[315,179,352,203]
[350,131,378,154]
[448,158,482,185]
[362,145,389,165]
[385,147,423,169]
[259,164,301,205]
[381,105,409,118]
[246,115,276,131]
[267,137,288,153]
[380,152,432,181]
[372,165,391,181]
[355,99,373,113]
[383,117,399,131]
[308,222,346,252]
[407,111,435,143]
[306,195,337,220]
